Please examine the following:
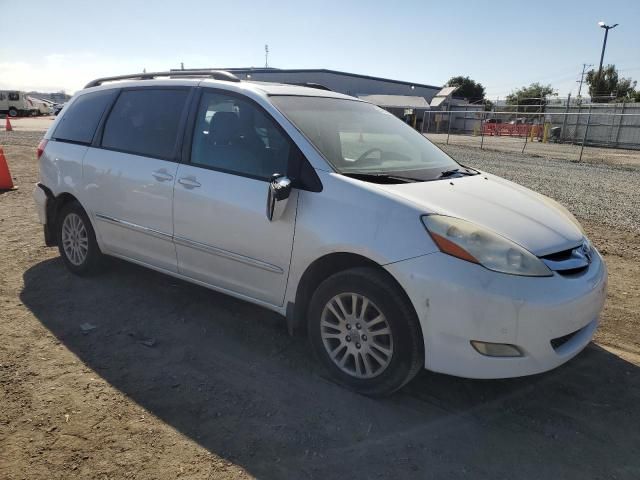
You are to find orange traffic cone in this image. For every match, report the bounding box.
[5,116,13,132]
[0,147,17,191]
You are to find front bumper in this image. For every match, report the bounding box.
[385,249,607,379]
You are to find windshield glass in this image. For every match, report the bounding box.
[270,96,460,180]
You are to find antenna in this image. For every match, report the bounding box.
[265,44,269,68]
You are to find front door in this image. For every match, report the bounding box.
[173,90,298,306]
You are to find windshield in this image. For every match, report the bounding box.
[270,96,460,180]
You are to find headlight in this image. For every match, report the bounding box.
[421,215,552,277]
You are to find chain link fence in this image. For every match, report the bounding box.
[421,104,640,164]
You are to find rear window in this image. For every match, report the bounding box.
[53,90,116,144]
[101,89,189,160]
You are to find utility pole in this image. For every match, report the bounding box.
[576,63,592,99]
[597,22,618,75]
[264,44,269,68]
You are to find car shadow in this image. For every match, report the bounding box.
[21,257,640,479]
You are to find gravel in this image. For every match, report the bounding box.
[2,130,638,233]
[441,144,640,234]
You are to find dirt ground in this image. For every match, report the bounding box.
[1,137,640,479]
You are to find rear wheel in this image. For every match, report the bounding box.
[57,202,103,275]
[308,267,423,396]
[8,108,17,118]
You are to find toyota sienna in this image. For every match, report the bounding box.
[33,70,607,396]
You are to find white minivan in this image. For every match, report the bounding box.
[33,71,607,396]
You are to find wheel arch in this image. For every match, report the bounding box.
[43,190,84,246]
[287,252,421,341]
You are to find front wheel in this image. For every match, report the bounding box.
[57,202,103,275]
[8,108,17,117]
[308,267,424,396]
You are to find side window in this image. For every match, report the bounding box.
[102,89,189,160]
[8,92,19,101]
[53,90,117,144]
[190,91,290,180]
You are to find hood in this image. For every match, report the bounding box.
[378,173,583,256]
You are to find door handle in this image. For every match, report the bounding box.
[152,170,173,182]
[178,177,201,189]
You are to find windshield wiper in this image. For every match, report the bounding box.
[439,168,460,178]
[439,166,478,179]
[342,172,419,183]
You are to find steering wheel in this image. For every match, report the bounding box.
[356,148,383,163]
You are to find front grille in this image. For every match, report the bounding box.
[557,266,588,276]
[541,240,593,276]
[542,248,573,262]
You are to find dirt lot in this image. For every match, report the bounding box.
[1,132,640,479]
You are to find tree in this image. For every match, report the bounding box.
[586,65,637,102]
[483,99,494,111]
[446,76,485,103]
[506,83,554,113]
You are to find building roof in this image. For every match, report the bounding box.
[358,94,430,109]
[176,67,442,90]
[429,85,460,108]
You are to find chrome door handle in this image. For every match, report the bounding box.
[178,177,201,189]
[152,170,173,182]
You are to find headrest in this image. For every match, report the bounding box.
[210,111,239,145]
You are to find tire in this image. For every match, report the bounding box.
[56,201,103,276]
[8,108,17,118]
[308,267,424,397]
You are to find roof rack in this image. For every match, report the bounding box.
[284,82,333,91]
[84,70,240,88]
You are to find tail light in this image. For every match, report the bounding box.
[36,139,48,160]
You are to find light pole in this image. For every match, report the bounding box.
[597,22,618,75]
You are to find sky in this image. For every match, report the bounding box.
[1,0,639,99]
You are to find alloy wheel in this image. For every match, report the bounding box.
[320,292,394,379]
[61,213,89,266]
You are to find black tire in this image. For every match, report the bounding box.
[8,108,17,118]
[307,267,424,397]
[56,201,103,276]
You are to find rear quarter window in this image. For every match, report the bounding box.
[53,90,117,144]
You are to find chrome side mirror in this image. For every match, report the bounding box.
[266,174,292,221]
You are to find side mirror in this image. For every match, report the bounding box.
[266,174,292,221]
